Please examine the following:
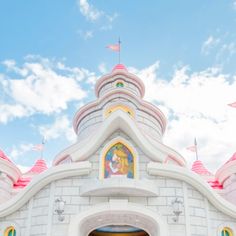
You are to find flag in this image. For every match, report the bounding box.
[186,138,197,152]
[106,44,120,52]
[228,102,236,108]
[186,145,196,152]
[32,144,44,151]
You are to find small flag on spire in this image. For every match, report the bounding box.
[228,102,236,108]
[187,138,199,160]
[106,38,122,63]
[32,144,44,151]
[32,137,46,159]
[106,44,120,52]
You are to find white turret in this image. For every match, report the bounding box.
[0,150,21,202]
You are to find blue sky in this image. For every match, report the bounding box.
[1,0,236,172]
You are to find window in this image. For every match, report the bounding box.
[4,226,16,236]
[105,105,134,118]
[221,227,233,236]
[116,81,124,88]
[103,142,135,179]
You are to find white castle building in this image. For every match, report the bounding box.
[0,64,236,236]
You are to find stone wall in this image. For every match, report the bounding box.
[1,173,236,236]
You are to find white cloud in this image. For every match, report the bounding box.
[10,143,34,161]
[77,30,94,40]
[0,103,29,123]
[2,59,28,76]
[131,62,236,173]
[39,115,77,143]
[201,36,220,55]
[77,0,118,36]
[78,0,103,21]
[233,0,236,10]
[0,57,91,123]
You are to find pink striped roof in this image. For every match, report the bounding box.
[208,179,223,189]
[0,149,12,163]
[27,159,48,174]
[191,160,212,175]
[14,159,48,189]
[112,64,127,72]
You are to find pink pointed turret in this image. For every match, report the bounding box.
[112,63,128,72]
[191,160,212,176]
[14,159,48,189]
[191,160,223,189]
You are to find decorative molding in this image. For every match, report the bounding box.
[72,89,166,135]
[147,163,236,218]
[80,178,158,197]
[68,202,168,236]
[95,71,145,98]
[0,159,21,183]
[54,111,185,166]
[0,161,91,217]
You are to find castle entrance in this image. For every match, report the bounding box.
[88,225,149,236]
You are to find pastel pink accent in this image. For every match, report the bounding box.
[0,149,12,162]
[112,64,128,72]
[186,145,196,152]
[106,44,120,52]
[13,177,32,188]
[208,179,223,189]
[27,159,48,174]
[32,144,44,151]
[14,159,48,189]
[191,160,212,175]
[228,102,236,108]
[225,152,236,164]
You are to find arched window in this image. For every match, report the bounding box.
[103,142,135,179]
[105,105,134,118]
[4,226,16,236]
[221,227,233,236]
[116,81,124,88]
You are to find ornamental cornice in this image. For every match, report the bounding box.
[95,70,145,98]
[73,89,166,134]
[0,161,91,217]
[55,111,183,166]
[147,162,236,218]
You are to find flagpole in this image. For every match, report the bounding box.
[194,137,199,161]
[118,37,121,64]
[40,138,45,160]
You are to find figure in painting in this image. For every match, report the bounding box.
[104,142,134,178]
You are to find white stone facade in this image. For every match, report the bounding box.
[1,64,236,236]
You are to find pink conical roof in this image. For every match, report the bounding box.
[0,149,12,163]
[191,160,212,175]
[27,159,48,174]
[112,64,128,72]
[14,159,48,189]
